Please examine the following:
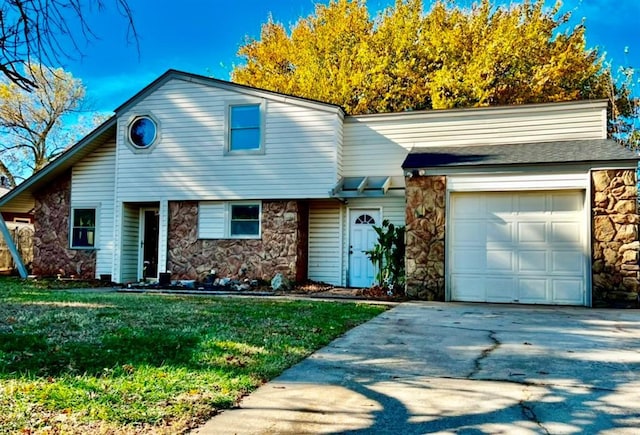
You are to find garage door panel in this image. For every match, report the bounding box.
[451,275,487,301]
[452,249,485,272]
[486,277,517,301]
[449,191,586,306]
[486,250,514,271]
[454,195,483,216]
[518,278,548,303]
[518,222,547,243]
[518,194,547,213]
[486,195,513,213]
[518,250,547,273]
[550,222,582,244]
[452,221,485,246]
[552,280,584,304]
[487,221,513,243]
[551,251,584,273]
[551,192,583,212]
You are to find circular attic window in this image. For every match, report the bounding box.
[129,116,157,148]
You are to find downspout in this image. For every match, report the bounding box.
[0,217,28,278]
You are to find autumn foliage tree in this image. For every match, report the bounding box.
[0,64,91,186]
[233,0,613,114]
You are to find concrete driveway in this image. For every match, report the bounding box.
[194,302,640,434]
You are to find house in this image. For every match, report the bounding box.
[0,70,637,307]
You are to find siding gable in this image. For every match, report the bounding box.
[115,77,343,201]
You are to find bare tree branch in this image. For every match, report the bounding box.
[0,0,138,91]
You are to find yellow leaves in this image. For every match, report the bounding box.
[233,0,606,114]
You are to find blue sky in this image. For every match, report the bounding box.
[64,0,639,114]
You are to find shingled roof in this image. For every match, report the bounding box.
[402,139,638,169]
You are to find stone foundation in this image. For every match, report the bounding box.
[405,175,446,300]
[167,200,308,283]
[592,170,640,307]
[32,171,96,278]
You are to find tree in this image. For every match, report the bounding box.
[232,0,611,114]
[0,63,98,186]
[0,0,137,91]
[607,60,640,150]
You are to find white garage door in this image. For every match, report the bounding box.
[449,191,587,305]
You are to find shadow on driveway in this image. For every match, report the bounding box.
[194,302,640,434]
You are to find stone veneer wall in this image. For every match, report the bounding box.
[592,169,640,307]
[167,200,308,282]
[32,170,96,278]
[405,175,446,300]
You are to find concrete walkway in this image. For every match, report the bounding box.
[193,302,640,434]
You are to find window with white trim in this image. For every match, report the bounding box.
[71,208,96,248]
[227,102,264,153]
[198,201,262,239]
[230,203,261,237]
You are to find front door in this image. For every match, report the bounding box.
[348,209,380,288]
[139,208,159,280]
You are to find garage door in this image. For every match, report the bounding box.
[449,191,586,305]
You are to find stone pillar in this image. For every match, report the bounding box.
[592,169,640,307]
[32,170,96,278]
[405,175,446,300]
[167,200,306,283]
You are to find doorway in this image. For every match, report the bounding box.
[348,209,380,288]
[139,208,159,280]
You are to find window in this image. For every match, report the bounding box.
[228,104,262,152]
[128,115,158,148]
[71,208,96,248]
[198,201,262,239]
[355,214,376,225]
[230,203,261,237]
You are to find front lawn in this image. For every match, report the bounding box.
[0,277,386,433]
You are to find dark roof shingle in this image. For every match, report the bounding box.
[402,139,638,169]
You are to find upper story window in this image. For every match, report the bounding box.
[128,115,158,149]
[227,102,264,154]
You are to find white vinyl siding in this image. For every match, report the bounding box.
[308,200,343,286]
[71,140,116,277]
[343,100,607,178]
[115,78,341,201]
[199,202,225,238]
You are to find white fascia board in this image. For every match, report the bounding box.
[447,172,590,191]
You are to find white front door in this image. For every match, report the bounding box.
[349,209,380,288]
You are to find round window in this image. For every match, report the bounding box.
[129,116,157,148]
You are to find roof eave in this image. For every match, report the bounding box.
[115,69,346,116]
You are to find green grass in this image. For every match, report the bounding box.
[0,277,387,434]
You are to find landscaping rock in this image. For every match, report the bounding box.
[271,273,293,291]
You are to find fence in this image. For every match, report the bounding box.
[0,222,34,274]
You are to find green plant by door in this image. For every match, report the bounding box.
[365,219,405,292]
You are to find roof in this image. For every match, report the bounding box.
[115,69,346,115]
[402,139,639,169]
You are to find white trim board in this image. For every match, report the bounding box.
[447,172,589,192]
